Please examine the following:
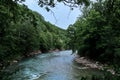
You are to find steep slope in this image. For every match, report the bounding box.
[0,3,68,69]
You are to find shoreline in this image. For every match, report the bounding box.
[0,49,61,71]
[74,55,115,75]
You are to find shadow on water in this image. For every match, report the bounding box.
[5,50,103,80]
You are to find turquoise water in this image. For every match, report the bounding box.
[7,50,103,80]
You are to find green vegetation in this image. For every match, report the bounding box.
[0,1,67,70]
[67,0,120,79]
[1,0,120,80]
[37,0,90,11]
[68,0,120,66]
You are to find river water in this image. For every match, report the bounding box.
[7,50,103,80]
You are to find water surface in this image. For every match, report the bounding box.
[8,50,103,80]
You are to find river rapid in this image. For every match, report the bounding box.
[7,50,103,80]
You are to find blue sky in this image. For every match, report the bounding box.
[23,0,82,29]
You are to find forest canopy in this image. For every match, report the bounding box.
[68,0,120,65]
[0,1,68,69]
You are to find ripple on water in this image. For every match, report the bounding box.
[8,50,103,80]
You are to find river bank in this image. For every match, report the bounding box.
[74,55,115,75]
[0,49,62,80]
[1,50,105,80]
[0,49,61,71]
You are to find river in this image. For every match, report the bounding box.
[7,50,103,80]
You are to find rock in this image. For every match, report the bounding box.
[13,60,18,63]
[74,55,116,75]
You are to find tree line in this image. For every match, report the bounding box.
[67,0,120,79]
[1,0,120,79]
[0,1,68,70]
[68,0,120,65]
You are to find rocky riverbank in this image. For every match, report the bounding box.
[0,49,60,72]
[74,55,115,75]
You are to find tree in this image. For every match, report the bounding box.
[68,0,120,64]
[67,24,77,52]
[37,0,90,10]
[0,2,68,70]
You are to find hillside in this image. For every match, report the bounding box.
[0,3,68,69]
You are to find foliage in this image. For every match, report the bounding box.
[67,0,120,80]
[0,1,67,70]
[37,0,90,11]
[15,0,90,11]
[68,0,120,65]
[66,0,120,79]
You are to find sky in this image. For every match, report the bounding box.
[23,0,82,29]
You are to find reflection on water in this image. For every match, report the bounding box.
[8,50,103,80]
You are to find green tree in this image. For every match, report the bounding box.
[68,0,120,64]
[0,1,68,70]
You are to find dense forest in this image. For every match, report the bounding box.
[0,1,68,70]
[68,0,120,65]
[1,0,120,80]
[67,0,120,79]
